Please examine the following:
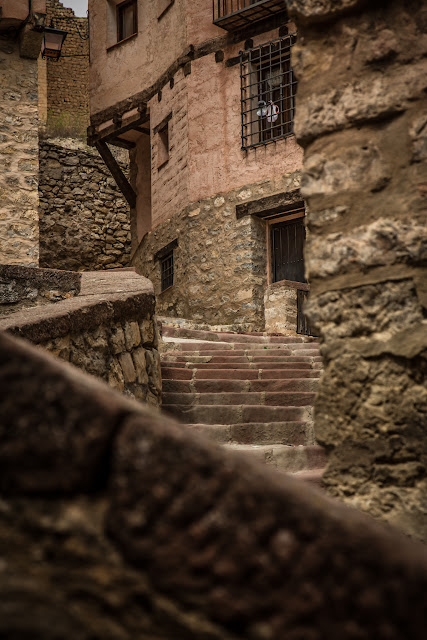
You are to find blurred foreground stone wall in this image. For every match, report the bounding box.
[288,0,427,540]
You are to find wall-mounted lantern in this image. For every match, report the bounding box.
[41,27,67,61]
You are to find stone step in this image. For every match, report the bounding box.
[161,367,322,380]
[161,354,322,364]
[163,391,316,407]
[163,343,319,355]
[162,325,315,344]
[162,404,308,424]
[162,361,314,370]
[223,443,326,473]
[162,378,320,393]
[186,421,313,446]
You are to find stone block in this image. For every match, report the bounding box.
[124,321,141,350]
[109,326,126,354]
[132,347,149,385]
[118,352,136,383]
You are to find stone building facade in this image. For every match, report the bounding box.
[288,0,427,541]
[88,0,307,334]
[39,0,89,136]
[0,1,46,266]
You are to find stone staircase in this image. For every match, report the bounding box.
[160,324,326,485]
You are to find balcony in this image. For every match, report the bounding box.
[213,0,288,31]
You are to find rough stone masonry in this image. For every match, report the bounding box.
[288,0,427,541]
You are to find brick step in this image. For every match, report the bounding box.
[162,404,308,424]
[161,354,322,364]
[162,325,315,344]
[161,361,314,370]
[163,391,316,407]
[161,367,322,380]
[162,378,319,393]
[186,421,312,446]
[163,343,319,354]
[223,443,326,473]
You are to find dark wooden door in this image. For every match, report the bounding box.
[271,218,306,283]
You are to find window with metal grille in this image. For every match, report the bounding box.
[161,252,174,291]
[240,34,297,150]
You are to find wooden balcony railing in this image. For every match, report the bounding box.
[213,0,287,31]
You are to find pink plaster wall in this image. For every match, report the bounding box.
[88,0,187,116]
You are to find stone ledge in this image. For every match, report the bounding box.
[0,330,426,638]
[0,271,154,343]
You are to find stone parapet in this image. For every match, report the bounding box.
[0,271,161,406]
[0,329,426,637]
[290,0,427,540]
[0,264,81,317]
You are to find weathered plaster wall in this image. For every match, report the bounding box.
[44,0,89,130]
[39,140,131,271]
[133,173,300,329]
[289,0,427,540]
[0,36,39,266]
[0,271,161,406]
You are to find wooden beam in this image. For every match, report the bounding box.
[95,141,137,209]
[109,138,136,150]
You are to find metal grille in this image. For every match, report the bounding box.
[213,1,287,30]
[161,252,174,291]
[240,35,297,150]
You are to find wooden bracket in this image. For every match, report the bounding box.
[95,141,137,209]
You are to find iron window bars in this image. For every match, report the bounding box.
[240,34,297,150]
[161,252,174,291]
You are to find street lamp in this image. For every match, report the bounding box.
[41,27,67,61]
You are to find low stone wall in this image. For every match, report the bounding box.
[0,271,161,406]
[289,0,427,540]
[0,329,426,638]
[264,280,309,335]
[39,140,131,271]
[0,36,39,266]
[0,264,81,317]
[132,172,301,331]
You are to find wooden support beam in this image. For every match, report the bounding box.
[95,141,137,209]
[109,137,136,150]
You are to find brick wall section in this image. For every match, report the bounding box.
[0,329,427,637]
[133,172,301,330]
[45,0,89,128]
[288,0,427,541]
[39,140,131,271]
[0,37,39,266]
[0,271,162,407]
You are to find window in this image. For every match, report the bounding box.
[240,34,297,150]
[117,0,137,42]
[161,252,174,291]
[157,123,169,169]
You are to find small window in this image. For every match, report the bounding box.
[117,0,137,42]
[161,251,174,291]
[240,34,297,150]
[157,122,169,169]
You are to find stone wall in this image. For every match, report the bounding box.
[0,264,81,317]
[289,0,427,540]
[39,140,132,271]
[43,0,89,133]
[0,36,39,266]
[0,329,427,638]
[0,271,161,407]
[264,280,309,335]
[133,172,301,330]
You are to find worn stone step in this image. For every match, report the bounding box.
[162,325,315,344]
[223,444,326,473]
[186,421,312,446]
[162,404,308,424]
[163,391,316,407]
[167,347,319,357]
[192,368,321,380]
[162,361,314,370]
[161,354,321,364]
[162,378,320,393]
